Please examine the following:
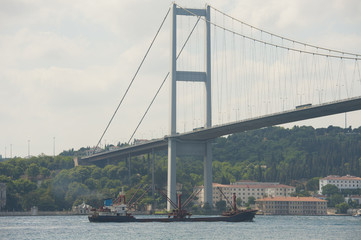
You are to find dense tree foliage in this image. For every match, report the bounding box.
[0,156,74,211]
[1,126,361,211]
[212,126,361,184]
[322,184,340,196]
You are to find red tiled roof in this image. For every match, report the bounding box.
[349,195,361,199]
[212,183,294,189]
[321,175,361,181]
[256,196,327,202]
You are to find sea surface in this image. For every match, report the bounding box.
[0,215,360,240]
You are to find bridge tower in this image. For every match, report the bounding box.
[168,4,212,210]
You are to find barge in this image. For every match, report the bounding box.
[88,190,256,223]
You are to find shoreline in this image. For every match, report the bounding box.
[0,211,354,217]
[0,210,153,217]
[0,211,78,217]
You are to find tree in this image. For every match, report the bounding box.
[306,177,320,191]
[26,163,40,178]
[13,179,37,194]
[291,190,311,197]
[347,198,359,209]
[322,184,339,196]
[247,196,256,205]
[328,194,345,207]
[236,197,243,207]
[39,167,51,178]
[73,166,92,183]
[84,178,98,190]
[215,200,226,212]
[335,202,349,214]
[203,202,212,213]
[38,192,57,211]
[191,204,199,212]
[21,192,40,210]
[91,167,102,179]
[65,182,89,205]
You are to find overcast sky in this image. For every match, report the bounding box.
[1,0,361,158]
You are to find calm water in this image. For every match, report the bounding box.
[0,215,360,240]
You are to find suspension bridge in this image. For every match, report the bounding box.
[78,3,361,210]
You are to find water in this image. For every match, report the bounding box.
[0,215,360,240]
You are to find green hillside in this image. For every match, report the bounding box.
[1,125,361,211]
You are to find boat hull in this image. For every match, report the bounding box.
[89,210,256,223]
[89,215,136,222]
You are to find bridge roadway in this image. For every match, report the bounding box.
[79,96,361,165]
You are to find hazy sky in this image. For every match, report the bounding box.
[1,0,361,158]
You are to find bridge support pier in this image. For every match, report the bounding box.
[167,3,213,210]
[204,141,213,206]
[167,138,177,210]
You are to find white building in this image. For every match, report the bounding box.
[194,181,295,207]
[256,196,327,215]
[345,195,361,205]
[318,175,361,194]
[72,201,92,214]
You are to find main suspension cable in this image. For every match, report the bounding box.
[93,7,171,154]
[176,4,361,60]
[210,5,361,57]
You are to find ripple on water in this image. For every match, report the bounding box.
[0,215,360,240]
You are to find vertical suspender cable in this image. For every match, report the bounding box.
[93,8,171,154]
[127,16,201,144]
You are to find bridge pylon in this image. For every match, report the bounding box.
[167,3,212,210]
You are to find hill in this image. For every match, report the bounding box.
[1,125,361,211]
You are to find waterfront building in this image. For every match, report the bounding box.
[72,201,92,214]
[194,181,295,207]
[318,175,361,194]
[345,195,361,205]
[255,196,327,215]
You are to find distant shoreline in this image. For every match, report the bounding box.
[0,211,353,217]
[0,210,153,217]
[0,211,79,217]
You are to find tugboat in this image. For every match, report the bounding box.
[88,194,136,222]
[88,187,257,223]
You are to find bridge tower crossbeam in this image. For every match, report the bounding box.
[168,4,212,210]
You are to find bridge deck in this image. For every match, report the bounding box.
[80,96,361,164]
